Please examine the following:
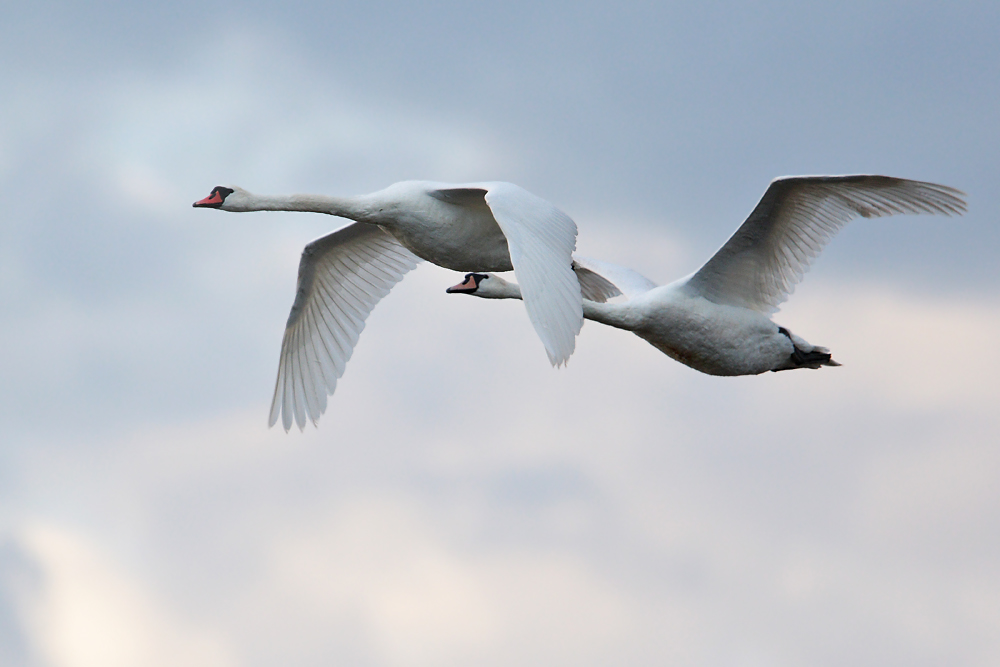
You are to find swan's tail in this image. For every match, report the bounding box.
[774,327,841,371]
[788,344,840,369]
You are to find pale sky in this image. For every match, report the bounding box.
[1,2,998,666]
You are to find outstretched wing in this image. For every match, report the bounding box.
[685,175,966,314]
[572,255,658,300]
[436,182,582,366]
[270,222,420,431]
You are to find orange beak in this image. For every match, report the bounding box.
[446,275,478,293]
[193,191,224,207]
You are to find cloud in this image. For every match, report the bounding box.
[0,31,517,431]
[4,272,998,666]
[8,524,233,667]
[767,283,1000,412]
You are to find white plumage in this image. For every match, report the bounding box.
[194,181,584,430]
[447,175,966,376]
[686,175,966,314]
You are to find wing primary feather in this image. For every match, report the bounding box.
[269,223,420,430]
[302,307,334,407]
[335,256,391,303]
[319,288,364,356]
[293,313,312,429]
[309,291,350,376]
[280,329,296,432]
[686,175,967,313]
[268,351,286,428]
[300,311,322,399]
[290,326,309,430]
[280,335,294,431]
[321,271,369,326]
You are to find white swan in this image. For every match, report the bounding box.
[446,175,966,375]
[193,181,584,430]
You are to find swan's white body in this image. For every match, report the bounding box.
[448,175,967,375]
[194,181,583,430]
[587,281,813,375]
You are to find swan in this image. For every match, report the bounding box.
[446,175,966,376]
[193,181,584,430]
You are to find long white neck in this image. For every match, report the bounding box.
[478,278,639,331]
[490,280,524,300]
[230,192,374,220]
[580,300,641,332]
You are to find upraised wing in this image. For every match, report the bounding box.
[572,255,658,300]
[685,175,966,314]
[269,222,420,431]
[435,183,583,366]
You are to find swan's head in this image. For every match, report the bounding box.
[193,185,250,211]
[445,273,520,299]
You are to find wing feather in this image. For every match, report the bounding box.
[465,183,583,366]
[573,260,622,303]
[685,175,966,314]
[269,222,420,431]
[431,183,584,364]
[570,255,658,299]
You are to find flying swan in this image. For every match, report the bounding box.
[194,181,584,430]
[446,175,966,375]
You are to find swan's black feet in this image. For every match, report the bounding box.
[776,326,839,369]
[790,346,834,367]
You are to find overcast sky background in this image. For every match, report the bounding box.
[1,2,999,666]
